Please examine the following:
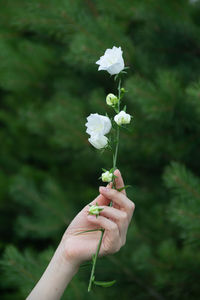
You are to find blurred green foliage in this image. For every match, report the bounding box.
[0,0,200,299]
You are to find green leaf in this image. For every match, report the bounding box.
[117,185,131,192]
[123,105,127,112]
[93,280,116,287]
[102,168,107,172]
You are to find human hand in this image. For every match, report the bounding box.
[59,170,135,268]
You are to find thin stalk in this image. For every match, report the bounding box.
[88,229,104,292]
[112,77,121,190]
[88,77,122,291]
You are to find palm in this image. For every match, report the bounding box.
[62,195,109,263]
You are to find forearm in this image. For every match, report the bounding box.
[27,243,79,300]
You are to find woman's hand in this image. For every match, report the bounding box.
[27,170,135,300]
[60,169,135,267]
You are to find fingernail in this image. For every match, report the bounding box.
[99,186,109,193]
[115,169,120,175]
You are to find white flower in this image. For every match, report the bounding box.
[106,93,119,107]
[96,46,125,75]
[86,113,111,136]
[114,111,131,126]
[88,134,108,149]
[88,204,103,216]
[101,171,113,182]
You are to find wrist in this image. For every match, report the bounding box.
[54,241,80,275]
[56,238,83,274]
[27,243,80,300]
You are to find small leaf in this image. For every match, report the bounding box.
[102,168,107,172]
[105,112,109,118]
[123,105,127,112]
[117,185,131,192]
[93,280,116,287]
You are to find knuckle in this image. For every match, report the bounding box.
[108,188,117,197]
[129,201,135,211]
[121,211,128,221]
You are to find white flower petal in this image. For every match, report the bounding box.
[85,113,112,136]
[88,134,108,149]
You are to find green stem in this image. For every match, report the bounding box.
[87,77,122,292]
[88,229,105,292]
[112,77,121,190]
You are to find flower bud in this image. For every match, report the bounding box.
[114,111,131,126]
[106,93,119,107]
[101,171,113,182]
[88,204,103,217]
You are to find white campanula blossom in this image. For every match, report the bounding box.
[88,134,108,149]
[101,171,113,182]
[106,93,119,107]
[86,113,112,149]
[96,46,125,75]
[86,113,111,136]
[114,111,131,126]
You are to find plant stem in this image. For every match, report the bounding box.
[88,229,104,292]
[88,77,122,292]
[112,77,121,189]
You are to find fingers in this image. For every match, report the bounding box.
[114,169,126,195]
[99,186,135,219]
[87,214,119,237]
[99,206,128,224]
[98,205,128,237]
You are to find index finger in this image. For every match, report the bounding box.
[114,169,126,195]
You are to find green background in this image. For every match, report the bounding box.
[0,0,200,299]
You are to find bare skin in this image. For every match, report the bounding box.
[27,170,135,300]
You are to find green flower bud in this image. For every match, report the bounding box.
[88,204,103,217]
[101,171,113,182]
[106,93,119,107]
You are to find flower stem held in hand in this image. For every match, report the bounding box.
[88,228,104,292]
[88,77,122,291]
[85,47,132,292]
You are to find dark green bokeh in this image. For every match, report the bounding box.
[0,1,200,299]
